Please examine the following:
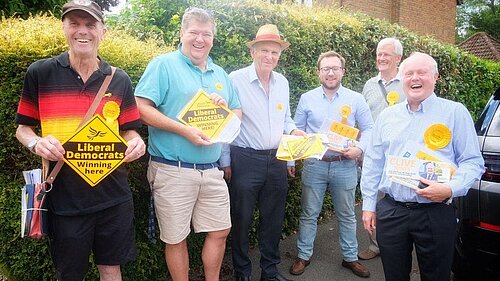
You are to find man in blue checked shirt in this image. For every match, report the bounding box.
[289,51,373,278]
[361,52,484,281]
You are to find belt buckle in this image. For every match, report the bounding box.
[403,202,420,209]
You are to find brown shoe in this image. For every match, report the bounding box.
[358,249,379,260]
[342,260,370,278]
[289,257,310,275]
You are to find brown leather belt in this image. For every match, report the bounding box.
[321,155,349,162]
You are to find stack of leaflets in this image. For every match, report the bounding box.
[276,134,326,161]
[21,168,44,238]
[318,118,359,153]
[385,155,453,190]
[323,131,358,153]
[177,89,241,143]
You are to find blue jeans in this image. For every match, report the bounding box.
[297,158,358,262]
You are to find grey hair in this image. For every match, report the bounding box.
[400,52,439,75]
[181,7,216,35]
[377,37,403,56]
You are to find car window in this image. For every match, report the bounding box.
[487,104,500,136]
[475,99,499,136]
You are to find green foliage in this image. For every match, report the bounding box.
[469,7,500,40]
[0,0,65,18]
[0,0,120,18]
[456,0,500,42]
[1,0,499,279]
[106,0,188,46]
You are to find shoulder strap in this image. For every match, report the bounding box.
[45,67,117,185]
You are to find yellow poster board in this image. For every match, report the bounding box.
[177,89,234,140]
[62,115,128,187]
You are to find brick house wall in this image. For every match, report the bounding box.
[313,0,458,43]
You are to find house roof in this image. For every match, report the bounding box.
[458,32,500,61]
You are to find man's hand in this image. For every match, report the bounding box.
[343,146,363,161]
[287,166,296,177]
[123,135,146,162]
[209,93,228,108]
[221,166,232,182]
[415,178,453,202]
[34,135,65,161]
[362,211,377,236]
[291,129,307,137]
[183,126,212,146]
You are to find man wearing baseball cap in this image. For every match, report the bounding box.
[220,24,306,281]
[15,0,145,280]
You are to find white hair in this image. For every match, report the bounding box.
[400,52,439,75]
[377,38,403,56]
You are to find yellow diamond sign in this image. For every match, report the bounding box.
[62,115,128,187]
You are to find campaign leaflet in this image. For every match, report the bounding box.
[177,89,241,143]
[385,155,453,190]
[276,134,326,161]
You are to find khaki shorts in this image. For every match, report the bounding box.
[147,160,231,244]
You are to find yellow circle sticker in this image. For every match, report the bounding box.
[386,91,400,106]
[103,101,120,121]
[215,82,223,91]
[424,124,452,150]
[277,103,283,112]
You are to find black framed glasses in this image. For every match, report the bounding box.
[319,66,343,73]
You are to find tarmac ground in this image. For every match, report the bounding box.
[244,203,422,281]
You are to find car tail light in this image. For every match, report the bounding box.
[479,222,500,232]
[482,154,500,182]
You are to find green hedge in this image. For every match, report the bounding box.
[1,1,499,280]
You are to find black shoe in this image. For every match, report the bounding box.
[234,274,251,281]
[260,272,292,281]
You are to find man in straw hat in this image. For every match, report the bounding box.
[15,0,145,279]
[220,24,306,281]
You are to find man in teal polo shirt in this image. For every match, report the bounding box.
[135,7,241,281]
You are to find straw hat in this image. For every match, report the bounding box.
[246,24,290,50]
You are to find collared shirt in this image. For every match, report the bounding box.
[361,93,485,212]
[135,48,241,164]
[361,72,405,121]
[219,63,296,167]
[294,85,373,154]
[16,52,141,215]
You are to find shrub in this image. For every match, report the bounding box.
[1,0,499,279]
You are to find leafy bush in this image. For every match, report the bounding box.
[1,0,499,279]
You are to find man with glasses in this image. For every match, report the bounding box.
[135,7,241,281]
[289,51,373,278]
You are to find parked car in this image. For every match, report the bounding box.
[453,87,500,280]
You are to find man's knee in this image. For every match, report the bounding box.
[97,264,121,281]
[207,228,230,240]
